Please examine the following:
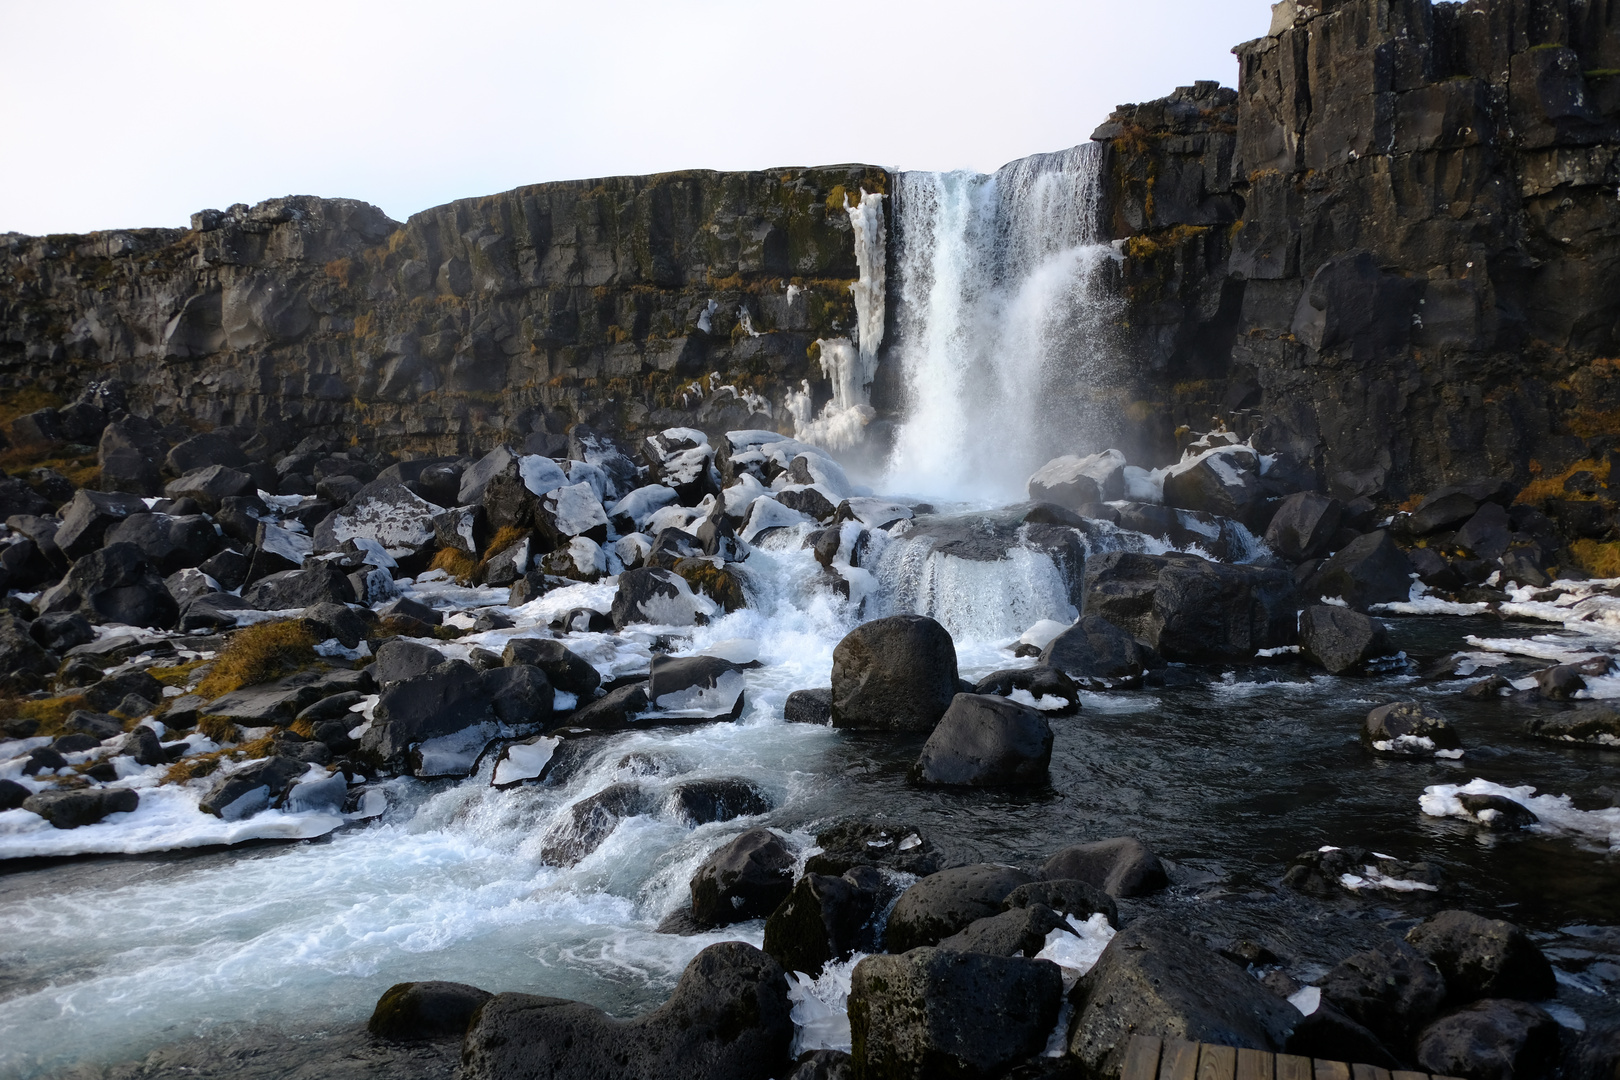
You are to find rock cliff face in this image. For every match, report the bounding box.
[3,0,1617,504]
[1096,0,1620,499]
[0,166,887,455]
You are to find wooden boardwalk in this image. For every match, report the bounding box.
[1120,1035,1461,1080]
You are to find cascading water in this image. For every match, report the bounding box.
[882,143,1121,501]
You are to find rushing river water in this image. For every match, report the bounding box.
[3,515,1620,1077]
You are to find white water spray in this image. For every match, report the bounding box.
[882,144,1118,500]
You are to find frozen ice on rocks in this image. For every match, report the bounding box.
[519,455,568,496]
[1421,778,1620,849]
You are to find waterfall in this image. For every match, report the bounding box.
[788,190,886,452]
[881,143,1120,501]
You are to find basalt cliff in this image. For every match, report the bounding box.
[2,0,1618,505]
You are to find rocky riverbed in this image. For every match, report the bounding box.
[1,384,1619,1079]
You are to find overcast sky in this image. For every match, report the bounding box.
[1,0,1272,236]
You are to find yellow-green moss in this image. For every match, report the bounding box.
[194,621,318,700]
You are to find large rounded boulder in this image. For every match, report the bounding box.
[884,864,1037,953]
[912,694,1053,787]
[830,614,959,732]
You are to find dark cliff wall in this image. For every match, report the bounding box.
[1098,0,1620,500]
[0,166,888,455]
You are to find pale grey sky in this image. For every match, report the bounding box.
[0,0,1272,236]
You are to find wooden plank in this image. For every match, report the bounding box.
[1236,1047,1275,1080]
[1314,1061,1351,1080]
[1162,1038,1201,1080]
[1120,1034,1161,1080]
[1275,1054,1314,1080]
[1199,1043,1238,1080]
[1351,1066,1392,1080]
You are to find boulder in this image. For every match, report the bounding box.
[1041,836,1168,898]
[571,683,652,728]
[540,782,657,865]
[884,864,1038,953]
[166,432,248,475]
[803,820,939,878]
[830,614,959,732]
[1408,489,1481,535]
[313,480,441,560]
[1405,910,1557,1004]
[784,687,833,725]
[1319,940,1449,1046]
[119,725,165,766]
[0,778,29,811]
[97,419,166,496]
[971,666,1080,712]
[1305,531,1413,611]
[461,942,791,1080]
[1457,503,1513,561]
[665,777,772,826]
[0,476,53,520]
[165,566,219,607]
[367,980,493,1042]
[54,489,147,559]
[849,948,1062,1080]
[936,904,1073,958]
[1460,793,1539,830]
[22,787,140,828]
[535,482,611,547]
[1068,919,1299,1076]
[1264,492,1343,561]
[164,465,252,511]
[763,866,886,978]
[301,601,369,649]
[689,827,795,928]
[1364,700,1462,754]
[0,613,57,692]
[610,567,714,630]
[455,446,519,505]
[1163,449,1266,527]
[1038,615,1146,680]
[649,653,749,712]
[1534,663,1588,700]
[41,543,178,628]
[373,639,446,688]
[178,592,251,632]
[1416,999,1559,1080]
[28,611,94,653]
[362,660,542,772]
[1299,604,1389,674]
[912,693,1053,787]
[1029,449,1126,505]
[1003,879,1119,927]
[198,756,309,819]
[242,564,356,610]
[1084,551,1297,662]
[1523,707,1620,746]
[502,637,601,698]
[1281,845,1443,898]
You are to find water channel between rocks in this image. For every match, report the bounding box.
[2,520,1619,1078]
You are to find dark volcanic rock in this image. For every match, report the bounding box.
[1406,910,1557,1004]
[22,787,140,828]
[1083,550,1297,662]
[1004,879,1118,928]
[763,867,886,978]
[830,614,959,731]
[689,827,795,929]
[1038,615,1146,680]
[1417,999,1560,1080]
[54,490,146,559]
[368,980,492,1042]
[242,564,357,610]
[1364,700,1462,754]
[884,864,1037,953]
[503,637,601,698]
[1068,918,1298,1076]
[1320,940,1449,1047]
[1305,532,1413,612]
[936,904,1073,958]
[848,948,1062,1080]
[198,756,308,820]
[784,687,833,725]
[461,942,792,1080]
[41,543,177,629]
[1300,604,1389,674]
[1041,836,1169,898]
[803,820,939,878]
[1265,492,1343,561]
[0,613,56,692]
[912,693,1053,787]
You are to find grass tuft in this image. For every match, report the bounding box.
[194,621,318,700]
